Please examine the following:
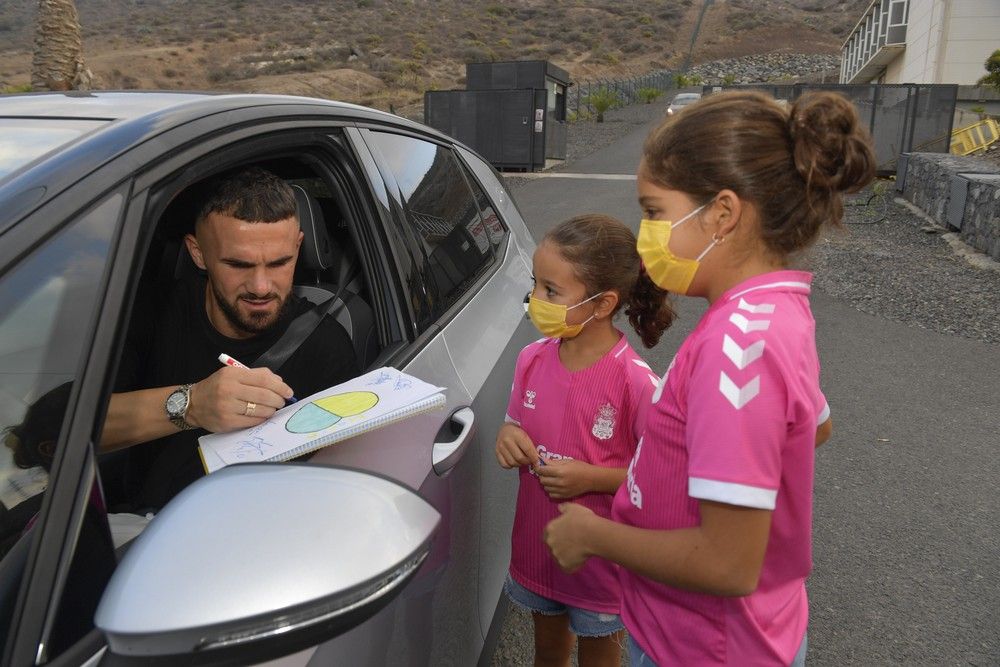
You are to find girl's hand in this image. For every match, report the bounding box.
[495,422,538,469]
[544,503,598,573]
[535,459,594,499]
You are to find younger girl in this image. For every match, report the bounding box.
[495,214,671,667]
[544,91,875,666]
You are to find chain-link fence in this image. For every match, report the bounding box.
[701,83,959,173]
[568,70,676,120]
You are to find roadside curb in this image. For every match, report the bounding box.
[893,197,1000,272]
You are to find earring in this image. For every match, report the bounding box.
[712,233,726,244]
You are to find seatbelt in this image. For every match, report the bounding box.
[251,286,345,371]
[252,254,361,371]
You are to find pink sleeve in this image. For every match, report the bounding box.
[505,346,531,425]
[632,371,657,444]
[685,334,789,510]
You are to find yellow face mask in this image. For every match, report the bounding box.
[527,292,604,339]
[636,203,717,295]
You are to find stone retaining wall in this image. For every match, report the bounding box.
[900,153,1000,261]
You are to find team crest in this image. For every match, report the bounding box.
[591,403,616,440]
[523,390,537,409]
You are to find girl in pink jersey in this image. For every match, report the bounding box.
[543,92,875,666]
[495,214,672,667]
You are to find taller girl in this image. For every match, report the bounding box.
[545,91,876,666]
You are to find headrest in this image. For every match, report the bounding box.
[291,184,337,272]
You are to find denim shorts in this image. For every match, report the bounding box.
[504,575,624,637]
[627,632,808,666]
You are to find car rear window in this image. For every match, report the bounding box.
[0,118,108,180]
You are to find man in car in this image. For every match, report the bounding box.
[101,167,359,510]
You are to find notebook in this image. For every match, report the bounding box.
[198,367,446,473]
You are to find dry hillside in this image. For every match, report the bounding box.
[0,0,868,112]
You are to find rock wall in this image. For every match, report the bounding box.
[688,53,840,84]
[901,153,1000,261]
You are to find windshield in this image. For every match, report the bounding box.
[672,95,700,106]
[0,118,108,180]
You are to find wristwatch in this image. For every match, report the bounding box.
[165,384,195,430]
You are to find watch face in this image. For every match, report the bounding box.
[166,391,187,415]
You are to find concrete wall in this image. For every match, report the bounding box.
[937,1,1000,84]
[953,85,1000,133]
[876,0,999,85]
[901,152,1000,260]
[896,0,939,83]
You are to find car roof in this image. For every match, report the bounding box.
[0,91,461,231]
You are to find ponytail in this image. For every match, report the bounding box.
[626,269,674,348]
[545,215,675,348]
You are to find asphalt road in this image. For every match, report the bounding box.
[490,117,1000,665]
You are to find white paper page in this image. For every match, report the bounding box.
[199,367,444,467]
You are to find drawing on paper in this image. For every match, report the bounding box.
[285,391,380,434]
[233,436,272,460]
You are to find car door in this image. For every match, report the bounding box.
[446,148,540,643]
[355,129,540,649]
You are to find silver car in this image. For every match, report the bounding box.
[666,92,702,116]
[0,92,538,665]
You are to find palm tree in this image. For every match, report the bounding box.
[31,0,93,91]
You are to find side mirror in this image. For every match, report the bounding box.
[95,464,439,664]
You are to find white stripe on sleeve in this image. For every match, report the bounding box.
[689,477,777,510]
[817,402,831,426]
[504,414,520,426]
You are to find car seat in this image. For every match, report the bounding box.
[290,185,378,369]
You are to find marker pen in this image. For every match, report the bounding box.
[218,353,297,404]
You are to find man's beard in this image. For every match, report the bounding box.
[213,283,290,336]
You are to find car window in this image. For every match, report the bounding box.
[0,118,109,181]
[0,194,121,658]
[460,160,508,253]
[365,132,495,327]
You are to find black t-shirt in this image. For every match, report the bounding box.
[113,276,359,509]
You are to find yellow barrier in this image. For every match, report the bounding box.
[950,118,1000,156]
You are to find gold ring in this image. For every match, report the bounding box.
[244,401,256,417]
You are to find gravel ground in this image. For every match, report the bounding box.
[806,186,1000,345]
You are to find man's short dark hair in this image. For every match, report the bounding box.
[195,167,297,227]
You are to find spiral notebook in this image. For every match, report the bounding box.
[198,367,446,473]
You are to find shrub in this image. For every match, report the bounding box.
[977,49,1000,93]
[584,87,620,123]
[1,84,33,94]
[637,87,663,104]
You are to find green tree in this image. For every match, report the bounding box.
[977,49,1000,93]
[584,87,620,123]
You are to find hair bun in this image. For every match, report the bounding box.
[789,91,875,194]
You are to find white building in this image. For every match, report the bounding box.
[841,0,1000,85]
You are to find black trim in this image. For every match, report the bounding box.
[357,129,508,337]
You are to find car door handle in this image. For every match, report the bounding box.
[432,407,476,475]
